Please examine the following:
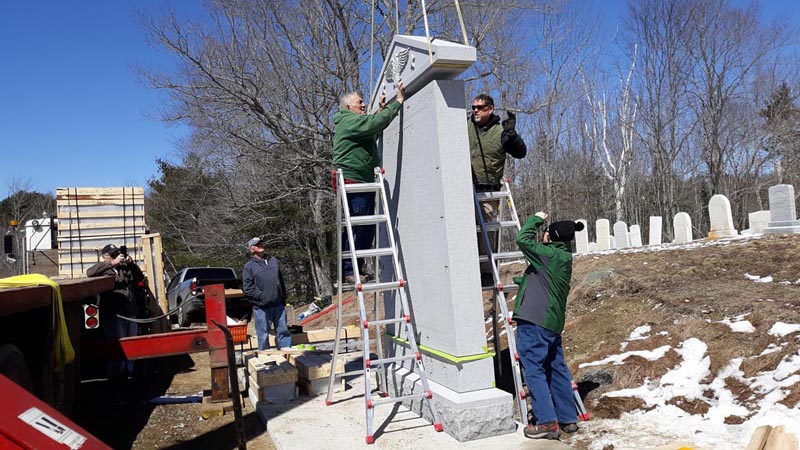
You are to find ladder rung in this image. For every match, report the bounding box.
[367,316,409,327]
[478,251,524,263]
[347,215,388,226]
[478,221,518,231]
[367,354,417,367]
[342,247,394,259]
[476,191,510,201]
[338,280,405,292]
[371,391,430,407]
[343,182,382,193]
[334,369,367,379]
[481,283,519,292]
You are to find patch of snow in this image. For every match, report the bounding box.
[579,345,671,368]
[585,338,800,449]
[769,322,800,337]
[719,314,756,333]
[745,273,773,283]
[628,325,652,340]
[758,343,787,356]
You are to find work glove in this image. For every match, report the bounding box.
[502,111,517,136]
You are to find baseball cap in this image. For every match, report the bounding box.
[246,237,264,248]
[101,244,119,255]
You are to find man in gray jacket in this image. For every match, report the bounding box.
[242,237,291,350]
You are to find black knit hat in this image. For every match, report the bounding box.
[547,221,585,242]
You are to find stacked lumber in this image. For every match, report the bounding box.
[56,187,147,277]
[245,353,298,406]
[746,425,798,450]
[289,352,345,396]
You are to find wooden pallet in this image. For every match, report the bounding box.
[56,187,147,277]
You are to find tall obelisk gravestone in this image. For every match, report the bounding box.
[371,36,515,441]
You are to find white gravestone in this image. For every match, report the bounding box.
[376,35,514,441]
[763,184,800,234]
[613,221,630,249]
[609,235,616,249]
[596,219,610,251]
[629,225,643,247]
[648,216,663,246]
[673,212,693,243]
[742,210,771,235]
[707,194,738,238]
[588,242,597,252]
[575,219,589,254]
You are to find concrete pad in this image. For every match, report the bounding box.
[259,374,573,450]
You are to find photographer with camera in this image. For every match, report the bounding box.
[87,243,145,381]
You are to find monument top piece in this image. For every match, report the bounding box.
[370,35,476,112]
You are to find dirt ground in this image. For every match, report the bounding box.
[73,329,275,449]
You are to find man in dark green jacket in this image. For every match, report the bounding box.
[513,212,584,440]
[468,94,526,285]
[333,82,404,282]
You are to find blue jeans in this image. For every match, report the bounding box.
[342,191,376,276]
[516,320,577,425]
[253,304,292,350]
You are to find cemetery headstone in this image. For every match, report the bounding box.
[648,216,662,246]
[629,225,643,247]
[596,219,610,251]
[742,210,770,235]
[763,184,800,234]
[673,212,693,244]
[575,219,589,254]
[707,194,738,238]
[613,221,630,249]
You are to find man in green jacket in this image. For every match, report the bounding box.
[333,82,404,283]
[468,94,527,285]
[513,212,584,440]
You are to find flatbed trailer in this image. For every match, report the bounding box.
[0,276,115,414]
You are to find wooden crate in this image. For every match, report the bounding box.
[56,187,147,277]
[247,353,298,388]
[290,353,345,380]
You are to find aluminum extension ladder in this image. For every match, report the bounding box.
[474,176,529,426]
[326,167,443,445]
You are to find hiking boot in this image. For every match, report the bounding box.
[560,423,579,433]
[523,422,561,440]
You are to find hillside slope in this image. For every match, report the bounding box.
[549,233,800,449]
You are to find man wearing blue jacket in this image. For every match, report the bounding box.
[243,237,291,350]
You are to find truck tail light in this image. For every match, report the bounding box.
[83,304,100,329]
[190,277,198,294]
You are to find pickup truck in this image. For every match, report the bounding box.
[165,267,247,327]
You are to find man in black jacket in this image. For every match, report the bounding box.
[87,243,144,379]
[468,93,527,284]
[242,237,291,350]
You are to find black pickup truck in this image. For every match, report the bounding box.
[165,267,248,327]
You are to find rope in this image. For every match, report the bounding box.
[454,0,469,45]
[420,0,434,62]
[368,0,375,109]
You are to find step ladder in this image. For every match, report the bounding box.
[474,177,529,426]
[326,167,443,444]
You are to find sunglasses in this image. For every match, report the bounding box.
[471,104,491,111]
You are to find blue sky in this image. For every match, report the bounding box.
[1,1,797,199]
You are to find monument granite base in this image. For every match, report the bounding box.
[383,364,517,442]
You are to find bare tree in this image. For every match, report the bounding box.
[581,48,638,221]
[624,0,695,228]
[684,0,790,196]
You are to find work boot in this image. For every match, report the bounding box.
[523,422,561,440]
[560,423,579,433]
